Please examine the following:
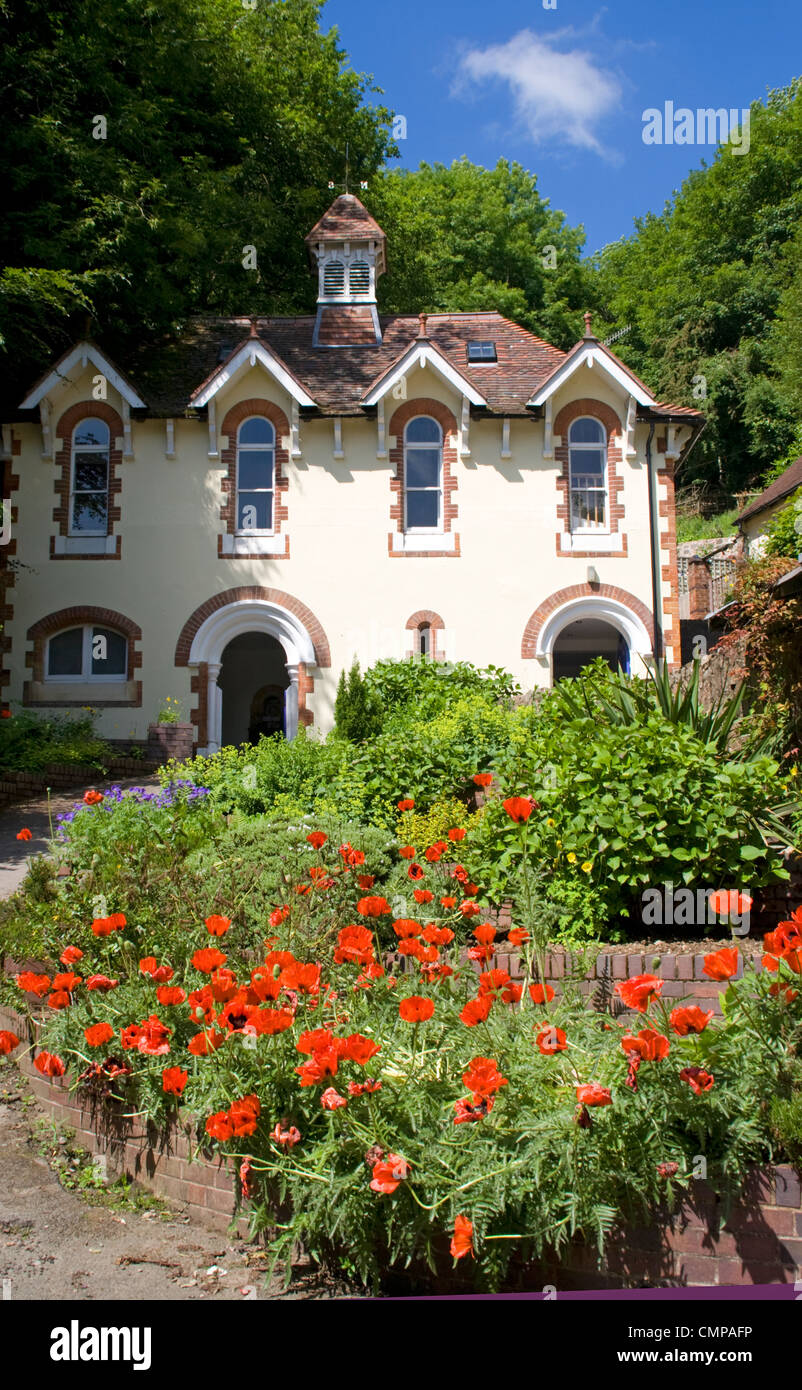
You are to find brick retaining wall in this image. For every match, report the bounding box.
[2,998,800,1286]
[0,758,160,810]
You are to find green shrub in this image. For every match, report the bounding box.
[334,660,383,742]
[762,486,802,559]
[0,709,113,772]
[364,657,518,728]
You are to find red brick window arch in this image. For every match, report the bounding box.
[388,398,460,558]
[24,605,142,707]
[553,397,625,556]
[405,610,445,659]
[52,401,123,559]
[219,398,290,559]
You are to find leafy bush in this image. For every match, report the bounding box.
[364,657,518,728]
[0,709,113,772]
[762,486,802,559]
[9,819,802,1293]
[334,660,383,742]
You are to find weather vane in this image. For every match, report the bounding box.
[328,142,368,194]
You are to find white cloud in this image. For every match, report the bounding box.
[452,29,623,156]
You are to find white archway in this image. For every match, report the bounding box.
[187,599,316,752]
[537,596,652,681]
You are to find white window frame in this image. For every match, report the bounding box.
[568,416,608,534]
[236,418,275,537]
[69,419,110,537]
[45,625,128,683]
[404,417,443,534]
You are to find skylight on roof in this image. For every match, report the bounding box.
[467,341,497,363]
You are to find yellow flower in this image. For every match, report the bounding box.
[566,852,577,864]
[581,861,593,873]
[556,839,562,848]
[547,818,555,828]
[791,765,798,778]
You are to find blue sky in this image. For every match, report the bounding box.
[322,0,802,255]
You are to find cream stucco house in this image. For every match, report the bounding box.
[0,195,703,751]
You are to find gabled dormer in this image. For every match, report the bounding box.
[304,194,386,347]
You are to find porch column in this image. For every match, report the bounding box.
[205,661,223,753]
[284,662,300,740]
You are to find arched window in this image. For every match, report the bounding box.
[323,259,345,297]
[236,417,275,534]
[349,260,370,296]
[45,625,127,681]
[70,418,110,535]
[404,416,442,531]
[418,623,431,658]
[568,417,607,531]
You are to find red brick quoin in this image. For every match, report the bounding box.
[388,398,460,558]
[521,584,655,660]
[24,605,143,707]
[218,398,291,560]
[174,587,331,744]
[553,397,625,556]
[51,401,124,560]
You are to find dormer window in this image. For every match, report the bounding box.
[70,418,110,535]
[467,341,497,363]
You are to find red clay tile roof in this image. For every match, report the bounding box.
[304,194,386,246]
[315,306,379,346]
[737,456,802,523]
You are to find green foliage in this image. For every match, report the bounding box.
[762,487,802,559]
[334,660,383,742]
[0,708,113,771]
[364,658,518,728]
[593,79,802,491]
[675,508,739,543]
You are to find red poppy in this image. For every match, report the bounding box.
[454,1094,495,1124]
[269,906,289,928]
[528,982,555,1005]
[156,985,186,1006]
[334,923,375,966]
[447,827,467,842]
[392,919,422,941]
[16,828,33,841]
[162,1067,188,1096]
[341,1033,381,1066]
[399,845,416,860]
[472,773,493,787]
[413,889,434,905]
[460,996,492,1027]
[440,896,457,909]
[769,982,799,1003]
[462,1056,508,1098]
[407,864,425,881]
[52,972,81,993]
[306,831,327,849]
[60,946,83,966]
[136,1015,172,1056]
[357,874,376,890]
[423,924,454,946]
[34,1051,66,1077]
[348,1078,382,1096]
[370,1152,410,1194]
[460,902,481,918]
[188,1028,225,1056]
[271,1122,301,1148]
[702,948,739,981]
[669,1006,713,1036]
[357,896,391,918]
[502,796,538,823]
[0,1031,20,1055]
[297,1028,336,1056]
[621,1028,670,1061]
[709,889,753,918]
[86,974,119,992]
[206,1111,234,1142]
[451,1215,474,1260]
[679,1066,715,1095]
[85,1022,115,1048]
[320,1087,347,1110]
[397,799,415,812]
[0,709,10,718]
[614,974,664,1013]
[120,1023,145,1050]
[15,971,50,997]
[205,914,231,937]
[229,1094,261,1137]
[192,947,227,974]
[535,1024,567,1055]
[508,928,531,946]
[91,916,115,937]
[339,842,366,867]
[109,912,127,929]
[399,996,434,1023]
[296,1050,340,1086]
[83,789,104,805]
[576,1083,612,1107]
[246,1007,295,1036]
[46,991,72,1010]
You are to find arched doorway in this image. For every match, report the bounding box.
[218,632,290,747]
[552,618,630,681]
[185,597,318,753]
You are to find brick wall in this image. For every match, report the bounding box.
[0,757,160,810]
